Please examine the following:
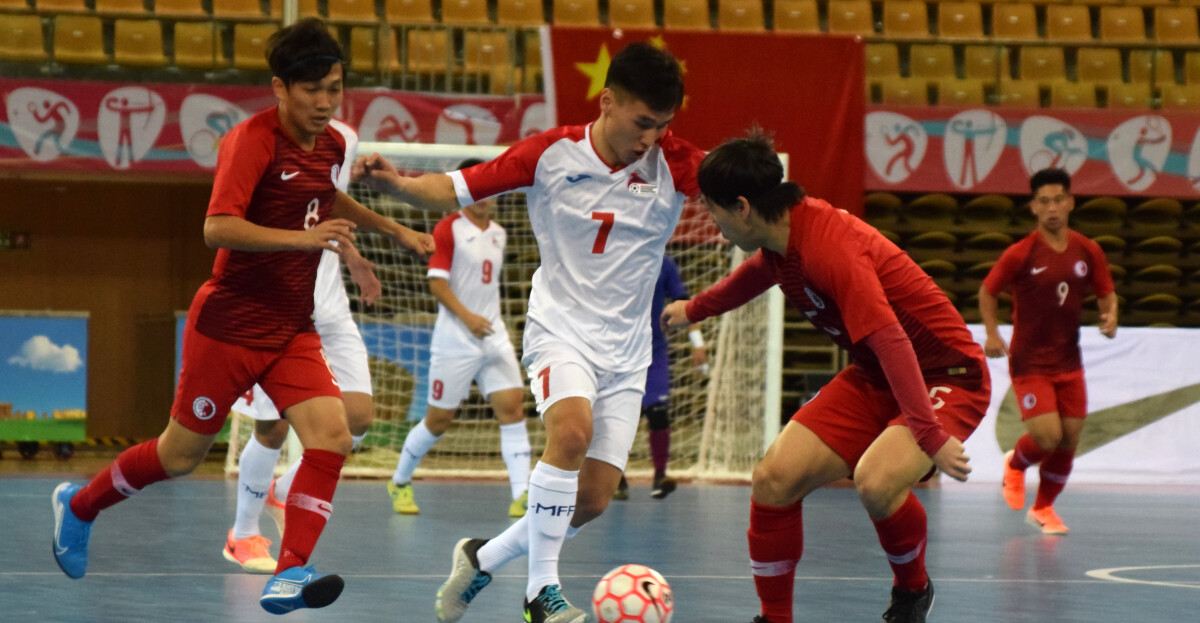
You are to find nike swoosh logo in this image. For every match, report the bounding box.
[53,490,67,554]
[523,608,532,623]
[641,580,667,615]
[996,381,1200,455]
[1031,266,1048,275]
[281,171,300,181]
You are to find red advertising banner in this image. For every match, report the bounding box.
[548,28,866,214]
[0,78,547,176]
[866,106,1200,198]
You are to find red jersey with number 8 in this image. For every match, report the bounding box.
[982,230,1113,377]
[196,107,349,350]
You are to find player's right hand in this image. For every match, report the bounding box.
[983,334,1009,358]
[306,218,356,252]
[352,153,401,194]
[932,437,971,482]
[662,300,691,330]
[463,312,494,338]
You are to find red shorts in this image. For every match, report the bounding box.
[1011,368,1087,420]
[172,314,341,435]
[793,365,990,473]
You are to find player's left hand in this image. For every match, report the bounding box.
[393,226,435,259]
[932,437,971,482]
[353,153,401,194]
[662,300,691,330]
[1099,313,1117,339]
[691,346,708,370]
[345,252,381,306]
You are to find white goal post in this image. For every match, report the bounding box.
[225,142,785,482]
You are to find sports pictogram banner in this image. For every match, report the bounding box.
[547,28,866,215]
[0,78,547,176]
[867,107,1200,197]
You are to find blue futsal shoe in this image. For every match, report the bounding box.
[259,565,345,615]
[52,482,92,579]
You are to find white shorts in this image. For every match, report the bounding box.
[523,339,647,471]
[233,315,372,421]
[427,336,523,409]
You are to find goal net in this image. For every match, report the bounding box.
[225,142,783,482]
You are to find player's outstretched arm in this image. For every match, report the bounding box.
[203,214,355,253]
[351,153,460,212]
[429,278,493,338]
[1098,291,1118,339]
[978,286,1010,358]
[332,190,435,259]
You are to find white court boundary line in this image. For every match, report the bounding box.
[1086,565,1200,590]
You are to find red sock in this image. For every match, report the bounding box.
[649,428,670,477]
[872,492,928,592]
[276,449,345,572]
[1034,448,1074,510]
[70,438,170,522]
[748,499,803,623]
[1010,434,1048,471]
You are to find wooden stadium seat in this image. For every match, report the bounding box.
[0,0,31,9]
[664,0,711,30]
[153,0,206,17]
[462,30,510,75]
[1155,7,1199,43]
[442,0,491,24]
[865,192,902,228]
[268,0,320,18]
[774,0,818,32]
[211,0,264,18]
[828,0,874,36]
[0,14,48,63]
[865,43,900,79]
[173,21,217,68]
[992,3,1037,40]
[1077,47,1122,85]
[347,26,378,74]
[327,0,377,23]
[910,44,956,82]
[231,22,276,71]
[1129,198,1183,236]
[406,28,451,75]
[718,0,764,31]
[1050,81,1097,108]
[958,261,996,297]
[497,0,544,25]
[1019,46,1066,85]
[1107,82,1152,109]
[963,45,1008,84]
[904,230,957,263]
[553,0,599,25]
[882,0,929,38]
[918,259,958,292]
[960,232,1014,264]
[609,0,655,28]
[385,0,434,24]
[53,15,107,65]
[1187,52,1200,86]
[938,79,985,106]
[113,19,167,67]
[1129,49,1173,86]
[520,32,540,92]
[1160,84,1200,110]
[1091,234,1126,264]
[95,0,146,14]
[36,0,89,12]
[937,1,982,39]
[959,194,1014,232]
[1046,5,1093,42]
[997,80,1040,108]
[1128,293,1182,327]
[1099,6,1145,42]
[905,193,957,229]
[1072,197,1126,235]
[879,76,928,105]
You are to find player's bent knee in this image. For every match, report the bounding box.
[751,459,805,506]
[853,472,907,519]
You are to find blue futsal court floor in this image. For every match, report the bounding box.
[3,476,1198,622]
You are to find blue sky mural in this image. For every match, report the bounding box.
[0,315,88,415]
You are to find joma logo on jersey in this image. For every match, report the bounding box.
[533,503,575,516]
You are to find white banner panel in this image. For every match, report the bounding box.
[942,325,1200,485]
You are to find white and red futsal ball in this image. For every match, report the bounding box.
[591,564,674,623]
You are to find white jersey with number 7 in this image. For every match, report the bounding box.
[449,124,703,373]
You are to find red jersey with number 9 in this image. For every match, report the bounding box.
[195,107,349,350]
[982,230,1113,377]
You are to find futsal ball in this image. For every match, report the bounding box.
[591,564,674,623]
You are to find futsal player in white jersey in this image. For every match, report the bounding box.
[356,42,702,623]
[221,118,381,574]
[387,158,532,519]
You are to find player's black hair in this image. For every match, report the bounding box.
[698,128,804,224]
[266,18,344,86]
[457,158,485,170]
[604,42,684,114]
[1030,168,1071,195]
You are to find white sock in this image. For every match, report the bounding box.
[499,421,532,499]
[525,461,579,601]
[393,419,439,485]
[232,436,280,540]
[351,432,366,450]
[476,513,584,575]
[274,456,299,501]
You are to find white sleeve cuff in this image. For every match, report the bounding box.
[447,170,475,207]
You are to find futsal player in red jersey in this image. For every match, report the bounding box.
[49,19,433,615]
[980,168,1117,536]
[662,132,991,623]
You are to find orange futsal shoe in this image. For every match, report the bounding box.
[222,530,277,574]
[265,479,286,537]
[1026,506,1069,535]
[1001,450,1026,510]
